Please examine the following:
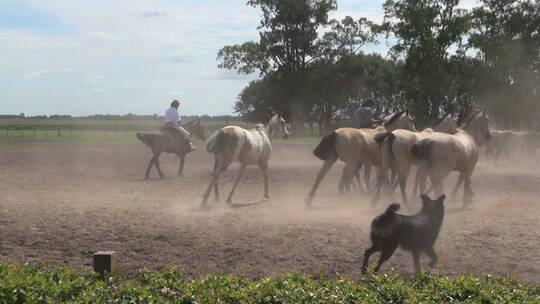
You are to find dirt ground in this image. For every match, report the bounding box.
[0,140,538,283]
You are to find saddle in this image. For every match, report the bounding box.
[159,125,184,141]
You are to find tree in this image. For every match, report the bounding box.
[383,0,471,127]
[469,0,540,128]
[218,0,337,134]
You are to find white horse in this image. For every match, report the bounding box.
[201,114,289,205]
[371,114,459,205]
[411,111,491,205]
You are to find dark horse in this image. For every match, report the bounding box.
[136,120,206,179]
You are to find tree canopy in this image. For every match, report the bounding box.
[217,0,540,133]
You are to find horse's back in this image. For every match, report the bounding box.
[334,127,383,164]
[208,126,270,165]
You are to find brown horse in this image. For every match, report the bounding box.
[136,120,206,179]
[337,111,417,193]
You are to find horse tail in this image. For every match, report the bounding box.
[374,132,396,160]
[205,130,224,153]
[136,133,154,147]
[313,132,338,160]
[411,139,433,164]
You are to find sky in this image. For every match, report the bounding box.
[0,0,476,116]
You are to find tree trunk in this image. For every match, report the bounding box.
[291,101,306,135]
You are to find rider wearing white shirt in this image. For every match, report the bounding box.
[164,99,194,151]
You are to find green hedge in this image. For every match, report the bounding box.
[0,263,537,303]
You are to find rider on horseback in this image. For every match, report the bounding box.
[164,99,194,151]
[355,99,383,129]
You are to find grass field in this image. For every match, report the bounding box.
[0,119,251,140]
[0,118,320,144]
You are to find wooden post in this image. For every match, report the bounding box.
[93,251,115,277]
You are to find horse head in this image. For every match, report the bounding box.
[184,119,206,141]
[266,113,289,140]
[463,110,491,145]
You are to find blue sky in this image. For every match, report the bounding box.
[0,0,475,116]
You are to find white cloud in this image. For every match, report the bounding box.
[88,74,104,80]
[22,70,50,79]
[64,67,77,73]
[92,88,105,93]
[169,91,184,96]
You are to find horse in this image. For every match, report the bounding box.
[136,119,206,180]
[410,111,491,205]
[337,111,417,193]
[306,111,415,206]
[371,113,459,206]
[432,113,457,134]
[201,114,289,205]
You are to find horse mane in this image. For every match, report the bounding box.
[383,111,405,127]
[432,112,451,128]
[462,111,481,130]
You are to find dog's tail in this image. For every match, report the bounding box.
[313,132,338,160]
[370,203,401,240]
[384,203,400,215]
[411,138,433,164]
[136,133,155,147]
[374,131,396,160]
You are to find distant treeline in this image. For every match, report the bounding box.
[0,114,241,121]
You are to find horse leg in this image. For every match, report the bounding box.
[145,155,155,180]
[343,162,356,193]
[371,164,388,206]
[364,165,372,192]
[260,162,270,199]
[202,158,222,205]
[463,176,473,206]
[226,164,246,204]
[154,154,164,178]
[306,158,337,206]
[338,166,346,194]
[354,162,364,192]
[399,166,411,206]
[451,173,465,200]
[177,153,185,177]
[213,183,220,202]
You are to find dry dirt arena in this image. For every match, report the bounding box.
[0,140,538,283]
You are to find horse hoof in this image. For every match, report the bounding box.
[225,199,232,204]
[263,195,270,200]
[178,173,184,178]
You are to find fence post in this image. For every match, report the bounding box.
[93,251,116,278]
[45,129,48,138]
